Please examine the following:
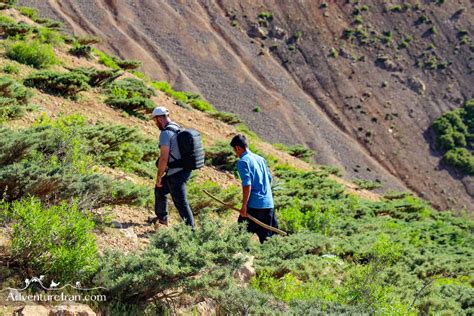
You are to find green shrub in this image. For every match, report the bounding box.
[205,141,238,171]
[189,98,215,113]
[443,148,474,174]
[2,197,99,282]
[6,40,57,68]
[106,78,155,98]
[35,27,63,45]
[210,111,242,125]
[112,57,143,70]
[0,21,34,37]
[93,48,120,69]
[187,180,240,214]
[34,17,63,29]
[71,67,121,87]
[18,6,38,20]
[77,35,101,45]
[431,101,474,175]
[24,70,90,97]
[0,114,152,207]
[96,219,252,304]
[353,179,382,190]
[274,143,314,162]
[0,76,33,119]
[2,63,19,74]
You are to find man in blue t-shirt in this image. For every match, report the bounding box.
[230,134,279,243]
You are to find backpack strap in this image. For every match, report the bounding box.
[163,122,181,162]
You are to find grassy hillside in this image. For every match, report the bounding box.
[0,4,472,315]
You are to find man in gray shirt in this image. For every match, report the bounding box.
[150,106,195,229]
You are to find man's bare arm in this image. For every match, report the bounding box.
[156,145,170,187]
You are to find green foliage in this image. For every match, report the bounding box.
[6,40,57,68]
[35,27,63,45]
[80,123,158,179]
[151,81,216,113]
[274,143,314,162]
[70,67,121,87]
[257,11,273,21]
[432,100,474,175]
[104,78,156,116]
[24,70,90,97]
[204,141,238,171]
[96,219,252,304]
[0,21,34,37]
[93,48,120,69]
[187,180,240,214]
[18,6,38,20]
[111,57,143,70]
[106,78,155,99]
[0,76,33,119]
[210,111,242,125]
[389,5,403,12]
[1,197,98,282]
[2,63,19,74]
[353,178,382,190]
[0,114,152,207]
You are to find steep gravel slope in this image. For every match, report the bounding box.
[19,0,473,210]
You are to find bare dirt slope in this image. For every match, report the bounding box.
[19,0,473,210]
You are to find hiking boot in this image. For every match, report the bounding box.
[154,219,169,230]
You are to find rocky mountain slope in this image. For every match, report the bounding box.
[18,0,473,211]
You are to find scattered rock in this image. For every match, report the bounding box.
[121,227,138,247]
[110,221,123,229]
[270,26,286,39]
[233,255,255,285]
[17,305,49,316]
[407,76,426,95]
[247,24,268,39]
[50,303,96,316]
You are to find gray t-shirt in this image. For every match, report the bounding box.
[159,122,183,176]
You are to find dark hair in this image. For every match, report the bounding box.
[230,134,248,148]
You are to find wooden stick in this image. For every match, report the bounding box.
[202,189,287,236]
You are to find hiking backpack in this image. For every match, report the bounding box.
[164,123,205,170]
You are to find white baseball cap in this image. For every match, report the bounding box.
[151,106,169,118]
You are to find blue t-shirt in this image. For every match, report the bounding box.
[236,150,274,209]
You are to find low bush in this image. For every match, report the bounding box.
[0,76,33,119]
[69,44,92,58]
[431,100,474,175]
[1,197,99,282]
[71,67,121,87]
[210,111,242,125]
[96,219,252,304]
[151,81,216,113]
[6,40,57,68]
[35,27,63,45]
[18,6,38,20]
[204,141,238,171]
[2,63,19,74]
[106,78,155,99]
[24,70,90,97]
[0,21,34,37]
[93,48,120,69]
[274,143,315,162]
[112,57,142,70]
[0,114,152,207]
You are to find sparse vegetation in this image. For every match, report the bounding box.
[6,40,57,68]
[432,99,474,175]
[24,70,90,97]
[0,75,33,119]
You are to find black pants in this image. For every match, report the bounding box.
[238,207,279,244]
[154,170,195,228]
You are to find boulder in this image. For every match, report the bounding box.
[233,255,255,285]
[49,303,96,316]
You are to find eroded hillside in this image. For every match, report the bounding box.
[19,0,473,211]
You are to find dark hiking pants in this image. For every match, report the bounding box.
[154,170,195,228]
[238,207,279,243]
